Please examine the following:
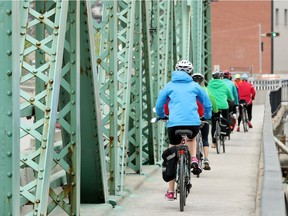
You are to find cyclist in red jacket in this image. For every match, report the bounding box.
[236,73,256,131]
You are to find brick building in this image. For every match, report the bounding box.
[210,1,273,75]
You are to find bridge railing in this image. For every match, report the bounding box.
[259,87,287,215]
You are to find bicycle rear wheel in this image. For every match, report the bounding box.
[242,108,248,132]
[179,154,186,212]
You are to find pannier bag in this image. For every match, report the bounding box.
[161,146,178,182]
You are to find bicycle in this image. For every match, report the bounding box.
[239,99,249,132]
[151,116,192,212]
[174,129,192,212]
[213,115,229,154]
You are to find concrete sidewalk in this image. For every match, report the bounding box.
[81,105,264,216]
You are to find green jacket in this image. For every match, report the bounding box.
[207,79,233,110]
[202,86,218,113]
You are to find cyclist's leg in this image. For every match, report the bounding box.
[246,103,253,128]
[201,124,211,170]
[237,105,243,131]
[166,127,182,199]
[186,126,201,174]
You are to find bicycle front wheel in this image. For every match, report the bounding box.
[220,135,225,153]
[215,121,221,154]
[179,154,186,212]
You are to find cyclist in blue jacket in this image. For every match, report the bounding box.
[155,60,212,201]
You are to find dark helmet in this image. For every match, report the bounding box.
[223,70,231,79]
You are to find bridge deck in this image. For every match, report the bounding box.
[78,105,264,216]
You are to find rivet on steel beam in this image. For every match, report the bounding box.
[71,142,76,145]
[71,172,75,176]
[7,151,12,157]
[46,108,51,112]
[7,131,12,137]
[26,127,30,131]
[6,30,12,35]
[6,70,12,76]
[7,111,12,116]
[6,91,12,96]
[56,157,60,161]
[7,172,12,177]
[30,97,35,102]
[39,15,44,20]
[6,50,12,56]
[55,25,59,29]
[49,79,53,84]
[70,9,75,13]
[71,60,75,64]
[36,42,41,47]
[23,157,27,161]
[35,199,40,203]
[42,145,46,149]
[6,10,12,15]
[71,182,75,186]
[71,90,75,94]
[71,101,75,105]
[70,19,75,24]
[6,193,12,198]
[71,50,75,54]
[56,197,60,202]
[40,168,44,172]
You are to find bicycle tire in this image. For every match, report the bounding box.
[179,154,186,212]
[196,132,203,178]
[214,121,221,154]
[242,108,248,132]
[220,135,225,153]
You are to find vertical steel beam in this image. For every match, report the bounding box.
[192,0,203,74]
[79,0,108,203]
[203,1,212,80]
[0,1,20,215]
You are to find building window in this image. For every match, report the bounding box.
[276,8,279,26]
[285,9,288,26]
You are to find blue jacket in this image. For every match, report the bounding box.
[223,78,239,105]
[155,71,212,127]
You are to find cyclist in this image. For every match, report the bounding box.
[155,60,212,201]
[234,73,242,88]
[207,70,233,148]
[192,73,218,170]
[222,70,239,125]
[236,73,256,131]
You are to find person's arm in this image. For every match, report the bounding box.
[232,85,239,105]
[207,89,218,113]
[155,87,169,118]
[197,86,212,120]
[251,84,256,100]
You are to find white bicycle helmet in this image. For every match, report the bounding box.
[175,60,194,74]
[241,73,249,80]
[212,70,222,79]
[191,73,204,83]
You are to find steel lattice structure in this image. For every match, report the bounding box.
[0,0,211,215]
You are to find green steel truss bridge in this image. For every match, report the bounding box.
[0,1,212,215]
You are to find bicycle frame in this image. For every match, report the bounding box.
[174,130,192,212]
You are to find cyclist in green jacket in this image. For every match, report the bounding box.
[207,70,233,148]
[192,73,218,170]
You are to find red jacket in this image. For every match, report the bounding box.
[164,98,203,117]
[237,81,256,105]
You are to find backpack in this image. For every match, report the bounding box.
[220,117,231,136]
[161,146,178,182]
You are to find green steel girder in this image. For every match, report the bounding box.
[79,0,108,204]
[0,1,20,215]
[0,0,212,213]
